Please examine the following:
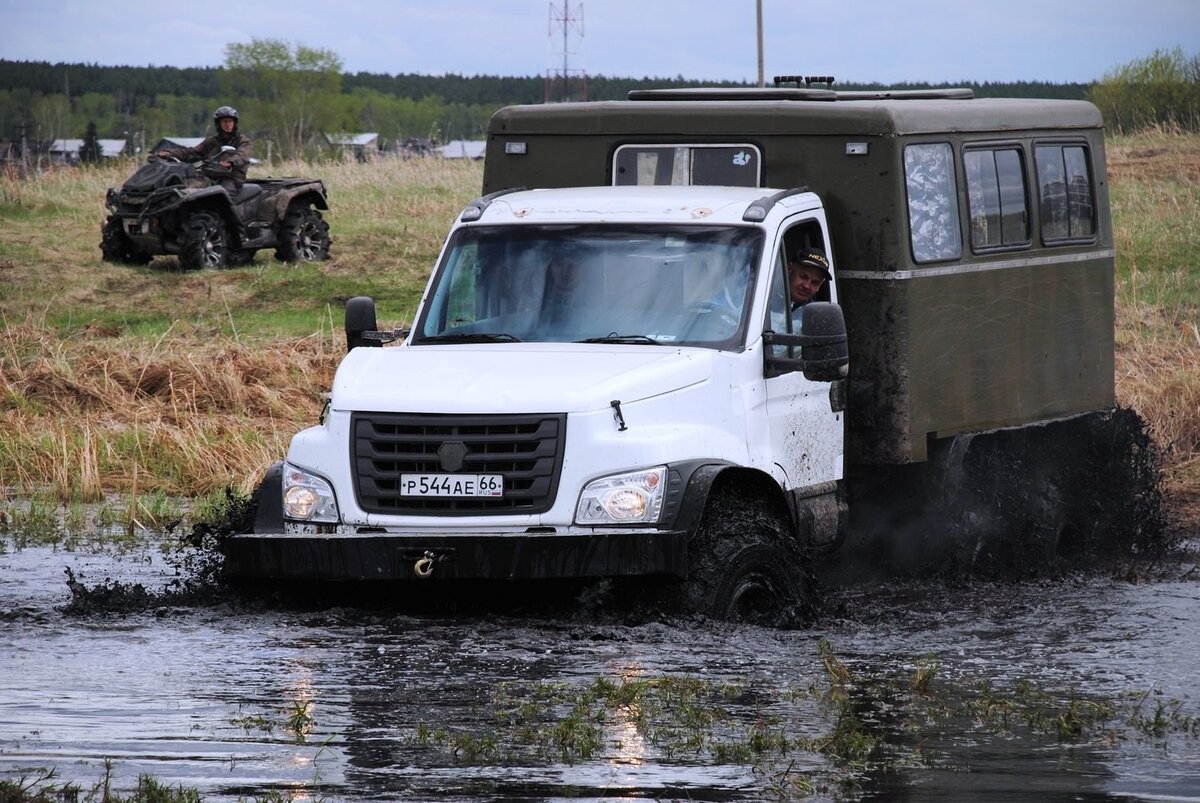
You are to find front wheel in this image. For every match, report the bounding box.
[275,206,331,262]
[683,483,813,628]
[180,211,228,269]
[99,217,151,265]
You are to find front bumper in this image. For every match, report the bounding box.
[222,530,688,581]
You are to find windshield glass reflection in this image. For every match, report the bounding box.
[413,224,763,350]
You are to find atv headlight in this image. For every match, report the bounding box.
[282,462,340,523]
[576,466,666,525]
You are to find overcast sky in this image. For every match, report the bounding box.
[2,0,1198,85]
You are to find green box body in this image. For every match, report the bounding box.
[482,90,1114,465]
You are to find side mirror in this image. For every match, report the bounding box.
[220,145,236,154]
[762,301,849,381]
[798,302,849,383]
[345,296,380,351]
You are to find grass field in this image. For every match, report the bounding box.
[1,135,1197,530]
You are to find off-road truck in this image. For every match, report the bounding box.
[100,153,332,269]
[223,80,1162,623]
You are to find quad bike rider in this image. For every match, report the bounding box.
[157,104,253,194]
[101,105,332,270]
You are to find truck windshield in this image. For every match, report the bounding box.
[413,224,764,350]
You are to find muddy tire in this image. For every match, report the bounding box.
[180,211,228,270]
[274,206,331,262]
[683,482,812,627]
[99,217,151,265]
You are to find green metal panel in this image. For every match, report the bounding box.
[483,96,1114,465]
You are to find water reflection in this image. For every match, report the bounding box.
[0,543,1197,801]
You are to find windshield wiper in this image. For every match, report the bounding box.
[576,334,661,345]
[419,332,521,343]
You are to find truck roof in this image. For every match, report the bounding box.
[489,95,1103,137]
[463,185,821,226]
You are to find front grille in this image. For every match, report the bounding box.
[351,412,566,515]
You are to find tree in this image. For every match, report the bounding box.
[32,94,70,164]
[222,39,343,160]
[79,120,102,163]
[1089,48,1200,134]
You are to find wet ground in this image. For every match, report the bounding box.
[1,538,1198,802]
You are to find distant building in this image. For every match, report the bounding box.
[395,136,438,158]
[48,138,127,163]
[326,132,380,162]
[150,137,205,154]
[441,140,486,160]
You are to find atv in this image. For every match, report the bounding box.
[100,151,332,269]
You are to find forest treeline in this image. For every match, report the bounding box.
[1,43,1196,163]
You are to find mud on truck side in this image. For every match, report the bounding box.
[223,80,1163,623]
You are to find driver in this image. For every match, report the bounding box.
[155,105,252,194]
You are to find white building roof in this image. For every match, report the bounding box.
[156,137,205,148]
[49,138,127,157]
[327,133,379,146]
[441,139,486,159]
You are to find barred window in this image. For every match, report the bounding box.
[965,148,1030,250]
[1036,144,1096,242]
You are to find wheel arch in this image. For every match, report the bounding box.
[275,188,329,220]
[667,462,794,540]
[252,460,285,533]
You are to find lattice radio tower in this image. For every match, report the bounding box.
[544,2,587,103]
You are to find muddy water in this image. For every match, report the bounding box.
[1,541,1198,802]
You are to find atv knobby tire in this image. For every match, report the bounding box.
[180,211,229,270]
[683,483,812,628]
[100,217,151,265]
[275,206,331,263]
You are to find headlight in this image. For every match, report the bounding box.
[282,462,340,523]
[576,466,666,525]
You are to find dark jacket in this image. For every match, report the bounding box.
[169,130,253,185]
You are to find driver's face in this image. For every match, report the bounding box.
[218,117,236,133]
[788,263,826,304]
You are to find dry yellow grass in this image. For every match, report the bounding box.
[1,314,339,499]
[1108,131,1200,523]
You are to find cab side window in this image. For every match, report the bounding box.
[767,221,829,357]
[767,248,792,357]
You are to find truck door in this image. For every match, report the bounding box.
[763,220,844,490]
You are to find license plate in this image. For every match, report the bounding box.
[399,473,504,497]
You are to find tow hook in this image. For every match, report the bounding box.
[413,550,437,579]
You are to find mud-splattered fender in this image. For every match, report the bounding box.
[251,460,284,533]
[668,462,794,542]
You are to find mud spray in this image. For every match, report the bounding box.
[833,406,1170,583]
